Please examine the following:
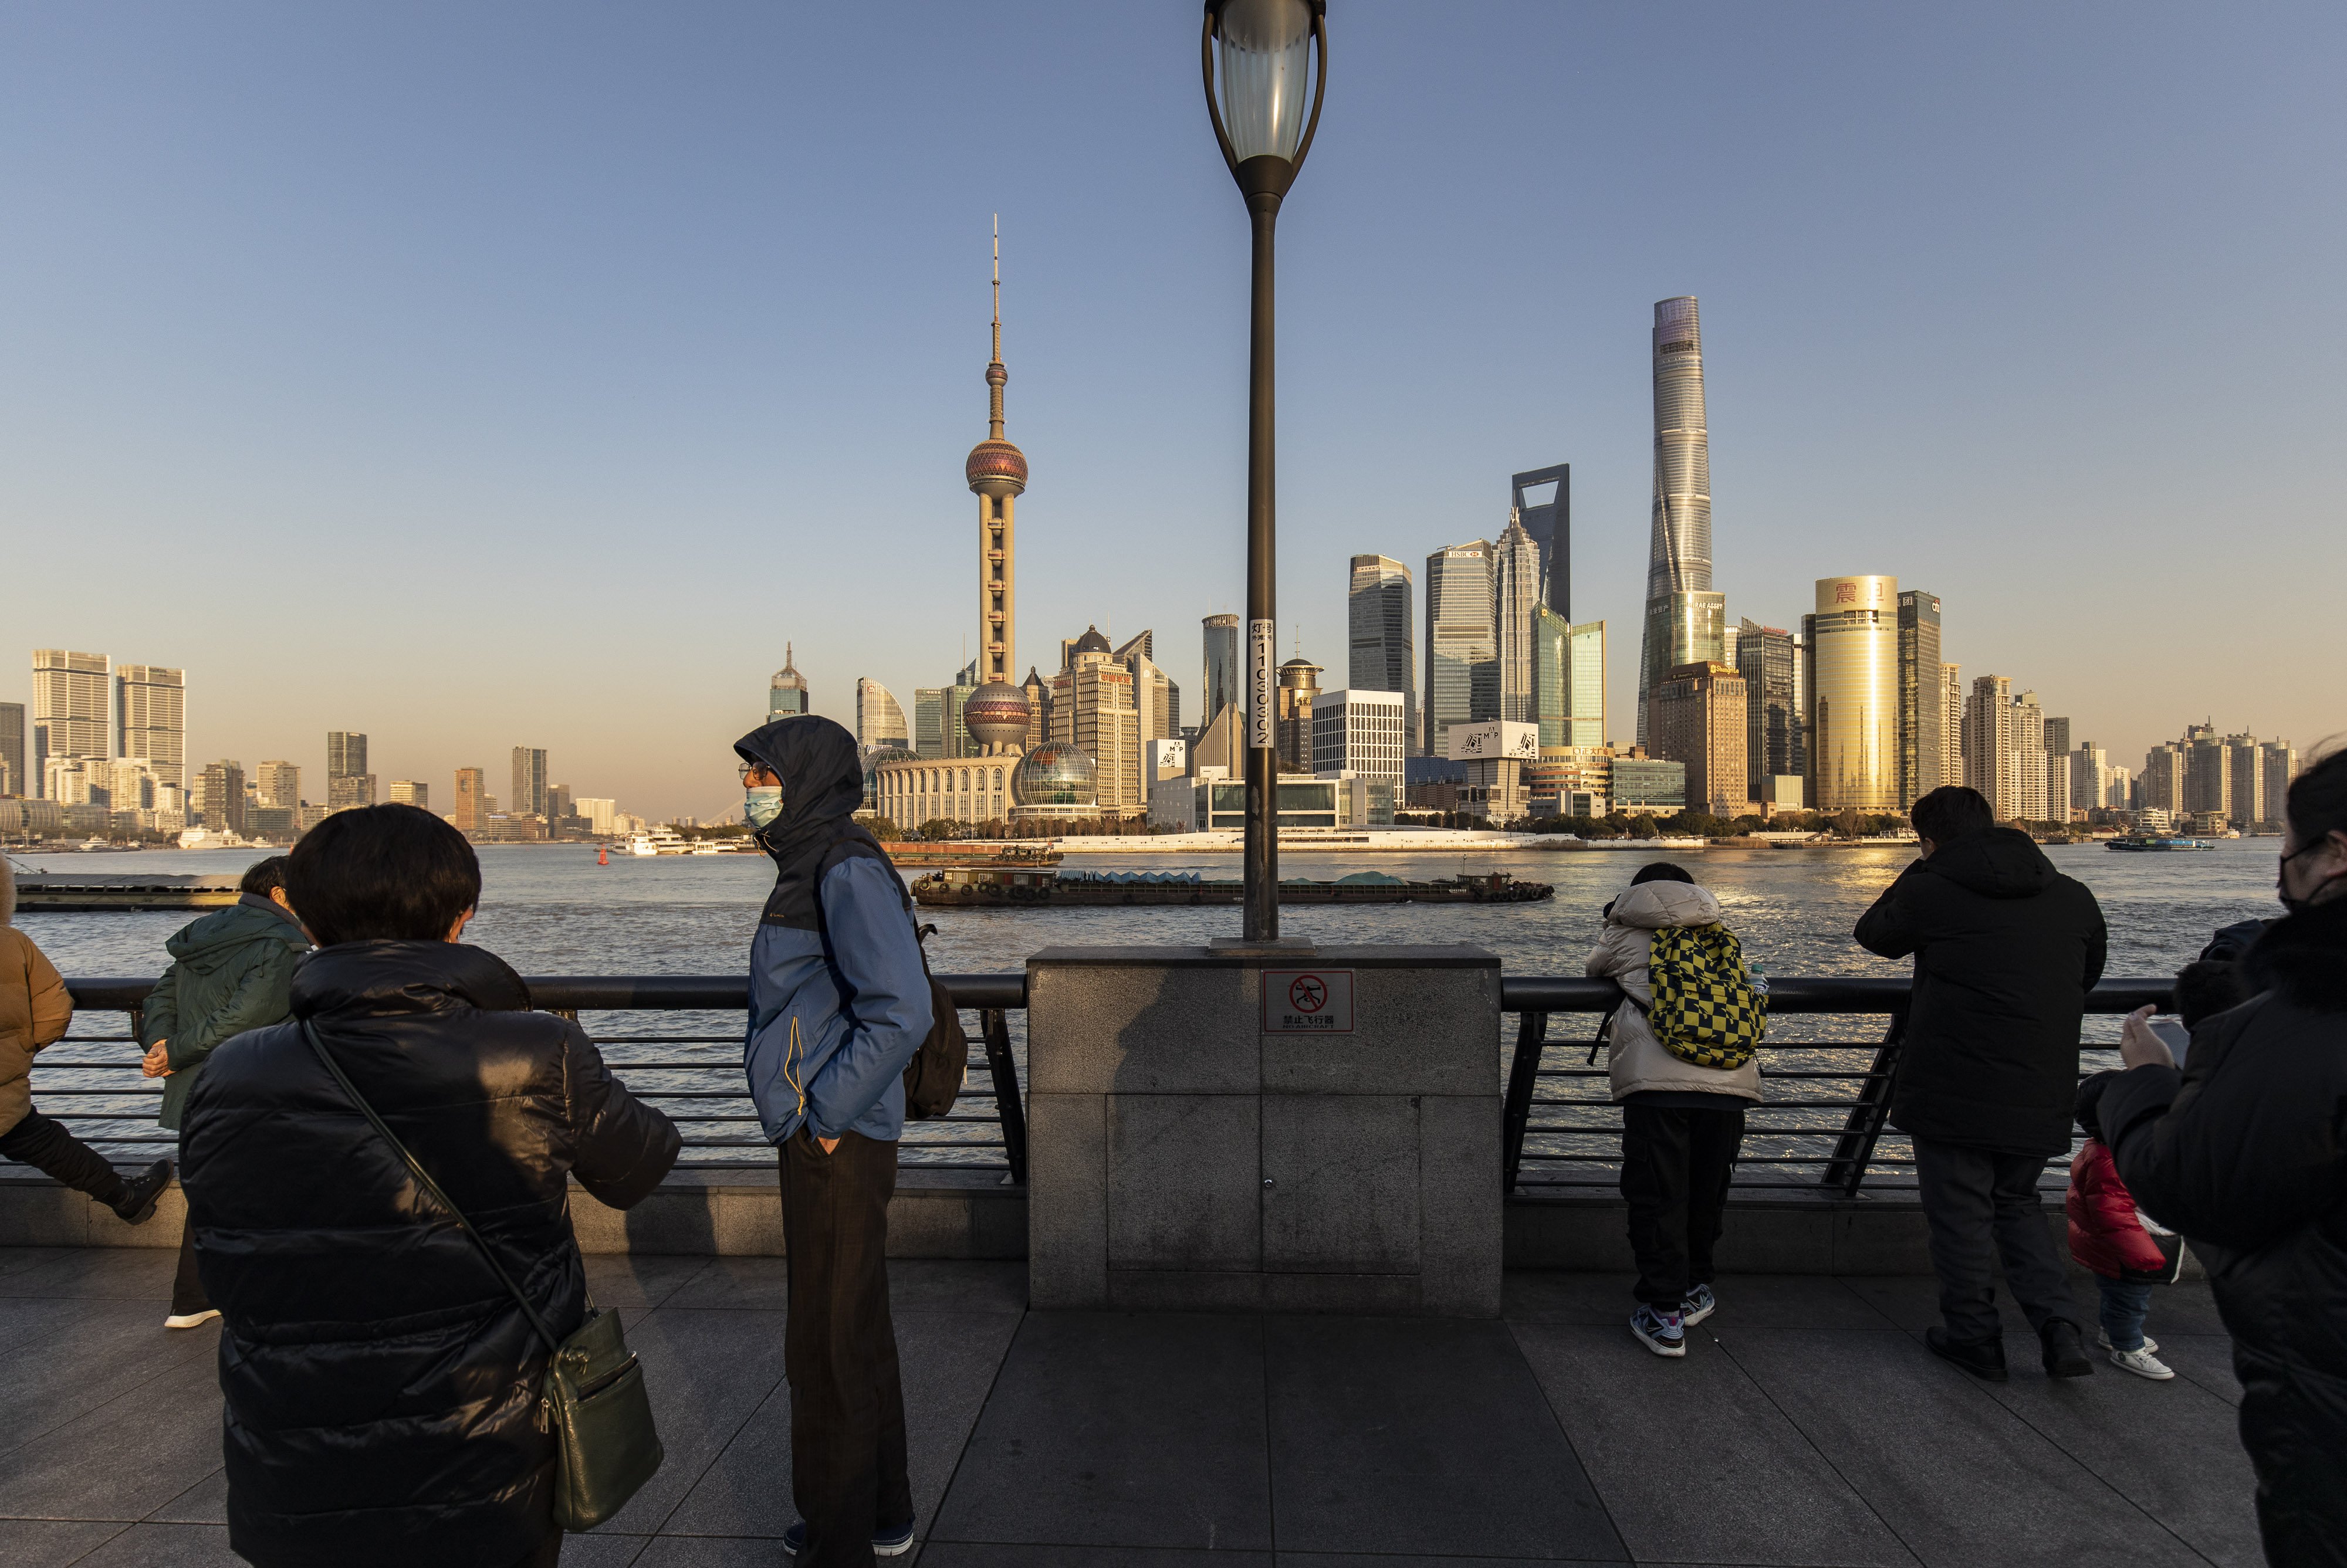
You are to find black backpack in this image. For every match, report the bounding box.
[816,841,965,1121]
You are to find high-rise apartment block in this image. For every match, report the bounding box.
[1347,556,1415,747]
[196,760,247,834]
[390,781,430,810]
[2138,742,2187,819]
[2261,741,2298,826]
[1940,664,1964,793]
[1651,662,1750,817]
[454,768,488,833]
[1425,540,1497,758]
[1805,577,1900,812]
[1637,298,1725,743]
[256,761,300,810]
[1202,614,1241,729]
[2010,692,2049,822]
[1494,512,1540,726]
[1896,592,1943,810]
[510,749,549,819]
[1963,675,2016,820]
[32,651,111,796]
[1510,464,1571,614]
[0,703,22,797]
[115,665,186,793]
[1736,619,1799,805]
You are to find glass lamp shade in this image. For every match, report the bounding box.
[1216,0,1314,164]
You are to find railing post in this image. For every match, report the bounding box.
[980,1008,1028,1184]
[1500,1011,1547,1195]
[1822,1005,1907,1197]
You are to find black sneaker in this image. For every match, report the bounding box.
[783,1519,914,1558]
[111,1160,172,1225]
[2040,1319,2095,1379]
[1926,1326,2008,1381]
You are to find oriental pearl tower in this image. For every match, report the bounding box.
[962,217,1034,755]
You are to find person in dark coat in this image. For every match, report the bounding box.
[1855,785,2108,1381]
[138,854,309,1328]
[736,714,934,1565]
[179,804,680,1568]
[2101,747,2347,1566]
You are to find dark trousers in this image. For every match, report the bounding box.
[1619,1102,1746,1308]
[1913,1137,2078,1341]
[780,1127,911,1568]
[2096,1278,2152,1353]
[172,1211,211,1316]
[2237,1344,2347,1568]
[0,1111,127,1207]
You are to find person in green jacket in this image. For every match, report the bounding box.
[139,855,309,1328]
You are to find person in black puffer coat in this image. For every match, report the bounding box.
[2101,746,2347,1567]
[180,805,680,1568]
[1855,785,2108,1382]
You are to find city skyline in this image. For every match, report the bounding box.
[4,6,2339,818]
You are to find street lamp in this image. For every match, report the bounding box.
[1202,0,1327,943]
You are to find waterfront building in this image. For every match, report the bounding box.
[454,768,487,834]
[1613,754,1689,814]
[2226,733,2265,828]
[2138,742,2187,819]
[1050,631,1139,814]
[2010,695,2049,822]
[1805,576,1900,812]
[856,679,910,754]
[326,732,374,810]
[1963,676,2016,819]
[914,688,947,759]
[1650,662,1750,818]
[1309,689,1407,800]
[1510,464,1571,614]
[2261,741,2298,827]
[1494,511,1541,726]
[1940,665,1964,794]
[101,757,154,813]
[1274,655,1321,774]
[2179,724,2226,819]
[962,219,1036,757]
[1531,608,1570,754]
[0,702,21,797]
[1636,298,1724,743]
[573,798,618,835]
[1347,556,1415,750]
[1446,719,1538,822]
[1201,614,1240,731]
[2071,745,2109,812]
[32,651,111,797]
[390,780,430,810]
[115,665,185,793]
[1008,743,1099,825]
[769,644,809,723]
[1117,633,1178,789]
[1170,772,1344,832]
[1425,540,1497,758]
[1896,592,1944,808]
[1143,738,1192,830]
[1736,619,1798,805]
[256,761,300,810]
[874,754,1014,831]
[195,760,247,834]
[43,758,100,807]
[510,748,549,820]
[1192,702,1242,778]
[1565,620,1607,750]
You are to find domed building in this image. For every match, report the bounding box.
[1009,743,1099,825]
[871,751,1016,832]
[861,746,920,815]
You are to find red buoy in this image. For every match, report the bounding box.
[597,845,609,865]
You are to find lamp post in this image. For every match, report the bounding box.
[1202,0,1327,943]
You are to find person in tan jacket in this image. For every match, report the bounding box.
[1,867,172,1222]
[1585,862,1762,1357]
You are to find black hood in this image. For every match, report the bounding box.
[2241,894,2347,1012]
[735,714,894,930]
[1921,827,2057,900]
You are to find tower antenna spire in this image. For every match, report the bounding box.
[988,215,1005,440]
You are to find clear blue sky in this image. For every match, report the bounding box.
[5,2,2340,818]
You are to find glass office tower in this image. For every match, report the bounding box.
[1424,540,1497,759]
[1897,591,1944,810]
[1347,556,1415,747]
[1807,575,1900,812]
[1636,297,1722,742]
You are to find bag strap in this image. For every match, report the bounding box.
[299,1019,564,1358]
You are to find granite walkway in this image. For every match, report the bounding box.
[0,1246,2261,1566]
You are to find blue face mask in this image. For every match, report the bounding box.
[745,786,784,830]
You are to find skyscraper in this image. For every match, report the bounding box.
[1510,465,1571,614]
[1896,591,1943,809]
[2011,692,2048,822]
[769,645,809,722]
[1651,663,1750,817]
[1964,675,2016,819]
[1636,299,1724,743]
[327,731,375,810]
[256,761,300,810]
[1117,632,1176,790]
[511,747,549,819]
[914,689,948,758]
[1493,511,1540,726]
[1202,614,1241,724]
[1941,663,1964,793]
[1736,619,1798,802]
[1424,540,1496,758]
[1049,632,1138,813]
[2260,741,2298,827]
[1806,575,1900,812]
[962,218,1036,756]
[390,780,430,810]
[197,760,247,834]
[1346,556,1414,743]
[454,768,488,833]
[1531,611,1608,756]
[32,651,110,797]
[116,664,186,793]
[0,703,23,797]
[855,680,909,753]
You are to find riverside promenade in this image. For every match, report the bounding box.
[0,1240,2261,1567]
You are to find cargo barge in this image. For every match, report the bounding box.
[911,867,1552,908]
[10,873,245,913]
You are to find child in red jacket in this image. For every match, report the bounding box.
[2068,1074,2183,1380]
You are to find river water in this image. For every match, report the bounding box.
[8,839,2284,1181]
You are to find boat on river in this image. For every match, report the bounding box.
[9,872,243,912]
[2106,836,2218,852]
[884,842,1065,872]
[911,866,1553,909]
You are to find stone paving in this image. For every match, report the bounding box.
[0,1245,2260,1567]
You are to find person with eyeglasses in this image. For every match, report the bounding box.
[2099,742,2347,1564]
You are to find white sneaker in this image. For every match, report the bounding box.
[1629,1305,1686,1358]
[2109,1346,2174,1380]
[164,1309,221,1330]
[2096,1327,2159,1354]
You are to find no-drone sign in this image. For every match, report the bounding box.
[1262,969,1355,1034]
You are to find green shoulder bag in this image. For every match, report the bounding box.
[300,1021,664,1529]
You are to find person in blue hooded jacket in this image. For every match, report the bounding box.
[736,714,932,1566]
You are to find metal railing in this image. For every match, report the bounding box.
[25,972,2173,1201]
[1500,977,2174,1198]
[39,976,1033,1184]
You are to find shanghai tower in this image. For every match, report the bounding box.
[1635,296,1726,744]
